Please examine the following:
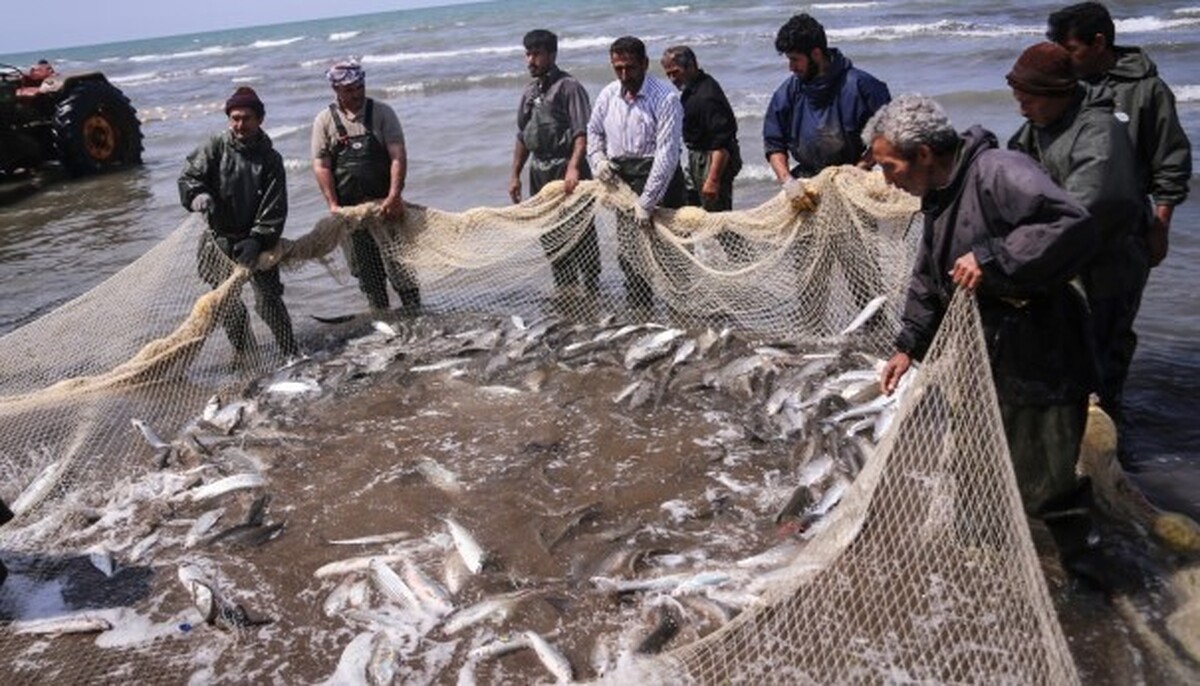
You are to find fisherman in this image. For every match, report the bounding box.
[870,95,1118,590]
[1006,42,1147,429]
[587,35,686,311]
[661,45,747,262]
[509,29,601,294]
[312,59,421,313]
[764,13,890,202]
[1047,1,1193,423]
[179,86,299,362]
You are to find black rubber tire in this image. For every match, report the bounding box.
[53,79,143,176]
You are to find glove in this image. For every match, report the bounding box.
[633,202,652,227]
[595,159,618,185]
[190,193,213,213]
[232,237,261,268]
[783,178,819,213]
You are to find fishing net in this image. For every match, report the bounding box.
[0,166,1078,682]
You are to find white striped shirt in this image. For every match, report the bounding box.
[587,74,683,211]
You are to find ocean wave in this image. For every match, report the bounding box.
[812,1,882,8]
[282,158,310,172]
[738,164,778,182]
[1177,7,1200,16]
[251,37,305,49]
[266,124,307,140]
[1116,16,1200,34]
[1173,84,1200,102]
[663,5,690,13]
[200,65,248,75]
[383,71,526,97]
[129,45,229,63]
[829,19,1040,41]
[231,76,260,84]
[365,44,520,63]
[559,36,619,51]
[109,71,163,85]
[329,31,361,41]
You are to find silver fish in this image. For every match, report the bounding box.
[524,631,574,683]
[372,320,400,339]
[323,575,360,617]
[624,328,685,369]
[402,558,454,616]
[469,635,532,661]
[314,553,410,579]
[185,507,226,549]
[369,558,423,611]
[130,418,173,466]
[328,531,410,546]
[442,590,534,635]
[87,547,116,578]
[127,531,159,563]
[367,631,400,686]
[265,378,321,395]
[185,473,265,502]
[11,459,69,516]
[410,358,472,373]
[839,295,888,336]
[444,517,489,574]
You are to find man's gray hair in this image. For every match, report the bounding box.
[862,94,958,158]
[662,45,697,69]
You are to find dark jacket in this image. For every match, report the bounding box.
[897,126,1096,404]
[762,48,890,177]
[1008,86,1148,298]
[178,130,287,249]
[681,70,739,153]
[1086,46,1192,207]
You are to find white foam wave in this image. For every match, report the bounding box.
[282,158,309,172]
[812,2,882,8]
[329,31,361,41]
[200,65,248,75]
[662,5,690,13]
[558,36,618,51]
[109,71,162,85]
[1176,7,1200,16]
[739,164,779,182]
[231,76,260,84]
[364,44,521,63]
[129,45,228,63]
[829,19,1040,41]
[1172,84,1200,102]
[1115,16,1200,34]
[266,124,306,140]
[251,37,305,49]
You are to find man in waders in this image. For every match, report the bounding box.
[179,86,299,363]
[509,29,601,295]
[587,35,686,312]
[312,60,421,313]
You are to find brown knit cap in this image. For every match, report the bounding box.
[225,86,265,118]
[1006,42,1077,96]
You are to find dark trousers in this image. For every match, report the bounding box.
[197,232,298,358]
[346,229,421,311]
[529,159,601,290]
[1089,284,1146,424]
[684,147,746,261]
[612,157,686,307]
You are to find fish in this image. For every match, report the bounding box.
[323,575,360,617]
[178,564,218,624]
[184,473,266,502]
[409,358,472,373]
[131,418,173,467]
[127,531,159,563]
[11,459,70,516]
[369,558,423,611]
[524,631,574,683]
[839,295,888,336]
[636,601,683,655]
[511,315,527,331]
[265,378,321,395]
[184,508,226,549]
[441,590,535,635]
[736,541,804,570]
[11,613,112,635]
[468,635,532,661]
[87,547,116,578]
[372,320,400,339]
[328,531,410,546]
[366,631,400,686]
[314,553,410,579]
[442,550,471,595]
[402,558,454,616]
[670,571,733,597]
[624,328,685,369]
[591,572,691,594]
[328,632,376,684]
[416,458,464,494]
[201,400,249,435]
[444,517,489,574]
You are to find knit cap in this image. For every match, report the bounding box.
[224,86,265,118]
[1006,42,1077,95]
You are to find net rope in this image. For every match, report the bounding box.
[0,166,1077,682]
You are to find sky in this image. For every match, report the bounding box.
[5,0,473,54]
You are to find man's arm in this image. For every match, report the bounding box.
[763,81,794,182]
[562,79,592,196]
[178,139,215,210]
[251,151,288,247]
[312,156,340,212]
[1145,79,1192,266]
[509,137,530,203]
[703,148,729,201]
[638,89,683,211]
[564,134,586,195]
[381,140,407,219]
[586,87,610,170]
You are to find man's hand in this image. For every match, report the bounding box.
[633,202,653,229]
[701,176,720,203]
[949,252,983,291]
[563,165,580,195]
[508,176,522,204]
[190,193,213,213]
[380,194,405,220]
[595,159,618,185]
[1147,213,1170,267]
[232,237,261,269]
[880,351,912,396]
[783,178,819,212]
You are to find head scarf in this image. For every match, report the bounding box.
[326,60,365,87]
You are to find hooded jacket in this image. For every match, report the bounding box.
[178,129,287,249]
[762,48,891,177]
[1087,46,1192,208]
[897,126,1096,404]
[1008,86,1148,299]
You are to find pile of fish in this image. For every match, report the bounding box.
[0,297,914,683]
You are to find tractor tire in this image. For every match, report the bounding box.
[53,80,143,176]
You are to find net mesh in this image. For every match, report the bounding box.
[0,166,1076,683]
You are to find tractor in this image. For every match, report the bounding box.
[0,60,143,179]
